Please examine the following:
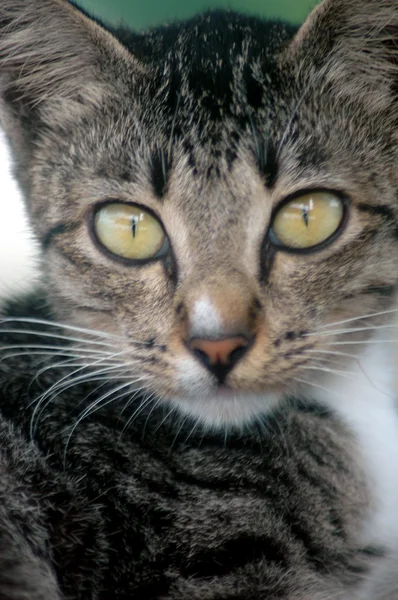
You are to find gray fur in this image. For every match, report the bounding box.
[0,0,397,597]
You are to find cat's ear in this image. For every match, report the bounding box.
[283,0,398,112]
[0,0,141,158]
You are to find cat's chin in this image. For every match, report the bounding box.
[169,388,282,430]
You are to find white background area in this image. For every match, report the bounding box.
[0,130,38,301]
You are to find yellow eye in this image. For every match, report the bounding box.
[271,191,345,251]
[94,203,167,261]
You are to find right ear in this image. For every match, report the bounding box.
[282,0,398,113]
[0,0,142,177]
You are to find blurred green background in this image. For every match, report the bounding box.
[78,0,320,30]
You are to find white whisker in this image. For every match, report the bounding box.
[328,339,398,345]
[317,308,398,330]
[170,413,191,449]
[0,327,116,348]
[140,393,168,439]
[0,343,112,356]
[308,324,398,338]
[0,350,112,366]
[304,349,357,359]
[32,353,134,407]
[29,372,136,438]
[62,381,138,466]
[153,403,177,436]
[0,316,119,340]
[29,352,142,438]
[308,356,351,369]
[0,317,163,348]
[121,390,157,437]
[292,376,339,396]
[183,416,202,445]
[299,365,354,378]
[30,370,132,432]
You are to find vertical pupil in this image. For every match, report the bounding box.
[302,205,309,227]
[132,215,138,238]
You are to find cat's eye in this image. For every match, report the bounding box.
[270,191,346,251]
[93,202,168,261]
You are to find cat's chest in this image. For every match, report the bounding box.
[314,337,398,550]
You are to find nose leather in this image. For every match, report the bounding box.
[187,336,250,379]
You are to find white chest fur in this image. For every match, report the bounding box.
[314,333,398,550]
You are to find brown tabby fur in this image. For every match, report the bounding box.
[0,0,397,598]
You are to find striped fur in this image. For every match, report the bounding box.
[0,0,398,597]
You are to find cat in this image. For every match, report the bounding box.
[0,0,398,597]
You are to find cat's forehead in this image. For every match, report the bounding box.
[119,12,297,88]
[69,16,301,216]
[117,13,297,139]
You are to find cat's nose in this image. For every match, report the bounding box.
[187,335,251,381]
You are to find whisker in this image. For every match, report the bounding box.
[140,393,167,440]
[30,371,132,434]
[152,403,177,437]
[26,353,121,398]
[304,348,357,359]
[0,327,117,348]
[299,365,354,378]
[0,322,164,351]
[0,343,112,356]
[28,357,130,403]
[77,378,128,412]
[0,350,113,367]
[318,308,398,331]
[327,339,398,345]
[28,351,141,438]
[183,417,202,445]
[303,347,395,397]
[62,381,137,467]
[32,353,134,407]
[292,376,339,396]
[308,324,398,338]
[307,356,352,369]
[29,372,137,438]
[0,316,120,340]
[32,357,122,382]
[121,391,157,438]
[170,413,191,449]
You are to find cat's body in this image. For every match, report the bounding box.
[0,0,398,598]
[0,294,391,600]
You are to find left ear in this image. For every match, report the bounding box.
[0,0,145,159]
[0,0,145,206]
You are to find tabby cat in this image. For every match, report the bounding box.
[0,0,398,598]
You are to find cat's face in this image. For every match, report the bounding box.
[1,0,398,429]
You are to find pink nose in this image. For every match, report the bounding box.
[188,336,249,367]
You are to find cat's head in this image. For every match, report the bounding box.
[0,0,397,429]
